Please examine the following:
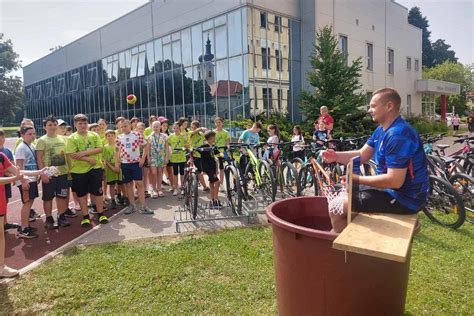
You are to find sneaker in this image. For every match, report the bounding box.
[123,197,130,206]
[158,191,164,197]
[4,223,21,231]
[29,209,40,222]
[215,200,224,209]
[116,194,124,205]
[81,218,91,227]
[151,190,158,199]
[44,217,58,230]
[18,227,38,239]
[173,189,178,196]
[57,215,70,227]
[28,226,38,232]
[123,205,136,215]
[162,180,169,186]
[90,204,98,214]
[139,206,154,215]
[168,187,174,192]
[0,266,19,278]
[145,191,151,198]
[64,208,78,218]
[110,199,117,210]
[98,214,109,224]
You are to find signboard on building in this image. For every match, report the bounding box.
[416,79,461,95]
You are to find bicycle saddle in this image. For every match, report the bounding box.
[436,144,450,150]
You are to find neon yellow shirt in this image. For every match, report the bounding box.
[168,134,187,163]
[189,131,205,158]
[35,134,69,175]
[65,131,103,174]
[215,129,230,152]
[144,127,153,138]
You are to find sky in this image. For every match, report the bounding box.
[0,0,472,80]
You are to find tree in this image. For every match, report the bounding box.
[423,61,473,115]
[408,7,433,67]
[431,39,458,66]
[299,26,370,136]
[0,33,24,122]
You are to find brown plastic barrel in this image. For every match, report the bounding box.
[266,196,412,316]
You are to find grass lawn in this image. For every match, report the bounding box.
[1,214,473,314]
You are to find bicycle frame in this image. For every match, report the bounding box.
[246,148,263,186]
[309,154,333,190]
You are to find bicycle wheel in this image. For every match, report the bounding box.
[298,164,317,196]
[225,165,243,215]
[260,160,277,202]
[449,173,474,224]
[184,172,199,219]
[281,161,301,196]
[423,175,465,229]
[242,161,256,200]
[291,157,304,172]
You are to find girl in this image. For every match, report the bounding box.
[160,118,174,190]
[313,121,332,145]
[97,118,108,143]
[189,120,209,191]
[213,117,230,190]
[291,125,305,160]
[178,117,190,145]
[264,124,280,160]
[102,130,121,209]
[168,123,188,196]
[136,122,150,198]
[147,121,169,198]
[130,117,140,131]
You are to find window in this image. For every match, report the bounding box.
[275,15,281,32]
[130,46,146,78]
[45,80,53,97]
[261,47,270,69]
[367,43,373,71]
[415,59,419,71]
[407,94,412,115]
[86,63,97,87]
[260,12,267,28]
[406,57,412,70]
[105,54,119,82]
[388,48,394,75]
[26,87,33,101]
[263,87,272,110]
[56,75,65,95]
[275,49,282,71]
[70,71,80,91]
[277,89,282,111]
[339,35,348,65]
[366,92,373,107]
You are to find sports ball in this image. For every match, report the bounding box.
[127,94,137,105]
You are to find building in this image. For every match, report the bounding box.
[24,0,440,128]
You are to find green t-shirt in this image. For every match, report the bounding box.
[168,134,187,163]
[215,129,230,152]
[35,134,69,175]
[65,131,103,174]
[144,127,153,138]
[189,131,205,158]
[103,143,122,183]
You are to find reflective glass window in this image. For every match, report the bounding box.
[154,39,163,72]
[215,25,227,60]
[191,24,203,66]
[228,10,242,56]
[163,43,172,71]
[181,29,192,67]
[172,40,182,66]
[146,42,155,73]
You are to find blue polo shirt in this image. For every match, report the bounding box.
[366,116,429,212]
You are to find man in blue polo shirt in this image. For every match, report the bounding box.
[322,88,429,233]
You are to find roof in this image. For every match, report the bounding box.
[210,80,243,97]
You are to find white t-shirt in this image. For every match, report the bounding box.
[291,135,305,152]
[267,135,279,146]
[15,141,38,182]
[117,132,147,164]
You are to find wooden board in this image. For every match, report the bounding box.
[333,213,418,263]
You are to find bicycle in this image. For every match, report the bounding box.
[266,141,302,198]
[222,143,246,216]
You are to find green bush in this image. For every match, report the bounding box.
[406,116,448,134]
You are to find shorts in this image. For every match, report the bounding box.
[17,181,39,204]
[204,169,219,183]
[5,183,12,199]
[218,157,224,170]
[71,168,104,198]
[352,185,416,214]
[193,157,203,173]
[453,125,459,131]
[121,162,143,184]
[42,174,68,201]
[172,162,186,175]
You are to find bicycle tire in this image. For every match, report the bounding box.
[225,165,243,215]
[190,172,199,219]
[449,173,474,224]
[242,160,256,201]
[423,175,465,229]
[281,161,301,196]
[298,164,317,196]
[260,160,277,202]
[291,157,304,172]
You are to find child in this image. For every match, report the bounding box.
[57,119,68,136]
[89,123,100,134]
[114,116,126,205]
[144,115,157,138]
[291,125,305,160]
[36,115,71,231]
[65,126,73,136]
[313,121,331,145]
[117,119,153,215]
[168,123,188,196]
[0,130,20,231]
[147,121,168,198]
[213,117,230,191]
[199,131,222,209]
[263,124,280,160]
[103,130,121,209]
[160,117,174,189]
[15,126,41,238]
[136,122,150,198]
[238,121,262,174]
[130,117,140,131]
[65,114,108,226]
[189,120,209,191]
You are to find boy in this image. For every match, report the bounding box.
[36,115,71,229]
[117,119,153,215]
[189,120,208,191]
[214,117,230,190]
[15,126,40,238]
[313,121,331,145]
[199,131,222,209]
[103,130,121,209]
[65,114,108,226]
[238,121,262,174]
[168,123,188,196]
[0,130,20,231]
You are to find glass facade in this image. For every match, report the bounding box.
[25,7,301,129]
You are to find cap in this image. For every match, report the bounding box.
[57,119,67,126]
[157,116,168,123]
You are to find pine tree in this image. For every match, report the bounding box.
[408,7,433,67]
[299,26,367,135]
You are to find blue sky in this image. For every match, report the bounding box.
[0,0,472,80]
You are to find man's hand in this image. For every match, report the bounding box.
[322,149,337,163]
